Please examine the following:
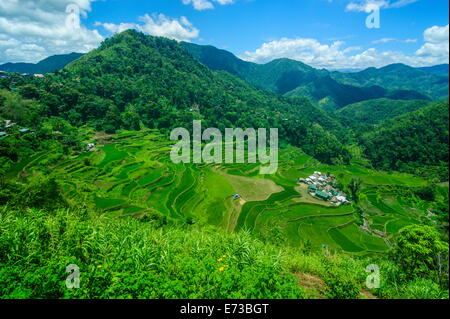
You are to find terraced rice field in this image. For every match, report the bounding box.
[11,129,437,254]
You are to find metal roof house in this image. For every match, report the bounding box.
[316,191,331,201]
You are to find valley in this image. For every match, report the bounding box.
[7,128,440,256]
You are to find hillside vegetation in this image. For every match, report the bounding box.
[0,30,350,165]
[360,100,449,176]
[336,98,430,129]
[331,63,449,101]
[181,42,444,109]
[0,205,447,299]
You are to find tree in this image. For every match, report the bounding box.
[347,177,362,204]
[0,157,12,186]
[391,225,448,286]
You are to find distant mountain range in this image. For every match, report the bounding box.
[0,53,84,74]
[180,42,448,110]
[1,43,448,111]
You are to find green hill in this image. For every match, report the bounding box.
[12,30,349,164]
[360,100,449,173]
[416,64,449,77]
[331,63,449,101]
[181,43,435,110]
[336,98,431,128]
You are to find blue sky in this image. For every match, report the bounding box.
[0,0,448,68]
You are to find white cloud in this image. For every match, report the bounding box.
[372,38,396,44]
[95,14,200,42]
[240,24,449,69]
[346,0,419,12]
[182,0,235,11]
[372,38,418,44]
[0,0,103,64]
[416,25,449,58]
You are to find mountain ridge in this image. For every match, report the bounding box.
[181,42,444,109]
[0,52,84,74]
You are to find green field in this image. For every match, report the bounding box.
[9,129,438,254]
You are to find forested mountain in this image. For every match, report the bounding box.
[0,30,350,164]
[182,42,436,110]
[360,100,449,176]
[0,53,84,74]
[416,64,449,77]
[335,98,431,129]
[331,63,449,100]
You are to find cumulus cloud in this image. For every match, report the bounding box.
[182,0,235,11]
[0,0,103,64]
[416,25,449,58]
[240,24,449,69]
[95,14,200,42]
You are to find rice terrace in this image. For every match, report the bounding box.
[8,128,441,255]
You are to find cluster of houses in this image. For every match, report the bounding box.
[299,171,350,206]
[85,142,96,152]
[0,120,33,139]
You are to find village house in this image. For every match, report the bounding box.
[85,143,96,152]
[3,120,17,130]
[299,171,349,206]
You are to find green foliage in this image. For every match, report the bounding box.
[398,278,448,299]
[0,89,46,126]
[5,174,68,210]
[347,177,362,204]
[323,272,361,299]
[9,30,349,165]
[391,225,448,285]
[414,185,436,202]
[336,98,430,131]
[0,207,305,299]
[360,100,449,175]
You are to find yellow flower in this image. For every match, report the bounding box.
[97,265,103,269]
[217,258,223,262]
[219,267,225,272]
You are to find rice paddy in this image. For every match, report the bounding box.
[11,129,438,254]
